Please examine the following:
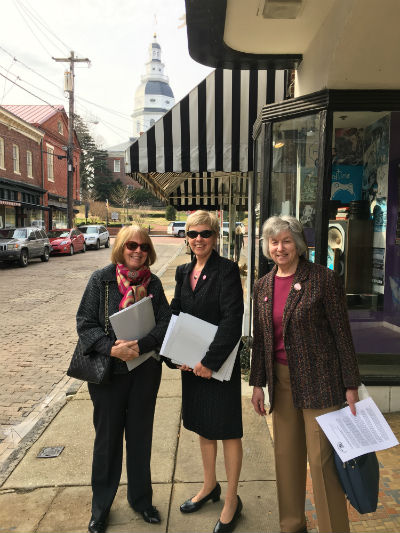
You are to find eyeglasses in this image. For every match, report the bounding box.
[125,241,151,252]
[186,230,214,239]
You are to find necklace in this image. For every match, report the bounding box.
[193,269,202,280]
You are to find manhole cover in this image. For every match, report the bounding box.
[37,446,64,458]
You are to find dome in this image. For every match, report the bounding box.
[145,81,174,98]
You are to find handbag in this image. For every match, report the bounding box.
[334,449,379,514]
[67,282,112,384]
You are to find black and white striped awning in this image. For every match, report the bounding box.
[126,68,286,208]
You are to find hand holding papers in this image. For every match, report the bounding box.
[160,313,240,382]
[109,296,156,371]
[316,397,399,462]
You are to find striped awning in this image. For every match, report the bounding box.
[126,68,286,208]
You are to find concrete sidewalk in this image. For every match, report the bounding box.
[0,246,279,533]
[1,246,399,533]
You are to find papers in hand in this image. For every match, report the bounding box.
[316,397,399,462]
[109,296,156,371]
[160,312,240,381]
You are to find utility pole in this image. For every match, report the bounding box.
[53,51,90,228]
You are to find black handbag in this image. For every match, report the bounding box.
[334,449,379,514]
[67,283,112,384]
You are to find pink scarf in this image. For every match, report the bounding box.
[116,263,151,310]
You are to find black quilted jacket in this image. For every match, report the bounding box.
[76,263,171,374]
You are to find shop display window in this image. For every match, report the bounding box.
[270,114,320,254]
[328,111,400,356]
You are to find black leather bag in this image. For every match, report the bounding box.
[334,450,379,514]
[67,283,112,385]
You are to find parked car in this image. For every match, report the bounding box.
[167,221,186,238]
[79,225,110,249]
[48,228,86,255]
[222,221,245,236]
[0,227,51,267]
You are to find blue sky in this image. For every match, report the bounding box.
[0,0,212,147]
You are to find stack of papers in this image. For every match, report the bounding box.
[109,296,156,371]
[160,312,240,382]
[316,397,399,462]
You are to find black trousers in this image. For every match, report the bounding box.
[88,357,162,521]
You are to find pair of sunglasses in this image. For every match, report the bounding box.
[186,230,214,239]
[125,241,151,252]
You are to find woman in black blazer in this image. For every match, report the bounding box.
[170,211,244,533]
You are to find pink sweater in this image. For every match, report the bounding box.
[273,274,294,365]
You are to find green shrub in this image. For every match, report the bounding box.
[165,205,177,221]
[239,336,251,380]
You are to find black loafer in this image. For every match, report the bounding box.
[88,517,107,533]
[140,505,161,524]
[180,483,221,513]
[213,495,242,533]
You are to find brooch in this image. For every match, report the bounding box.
[202,275,207,280]
[264,296,268,302]
[294,283,302,291]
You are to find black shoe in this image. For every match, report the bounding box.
[88,517,107,533]
[140,505,161,524]
[213,495,242,533]
[180,483,221,513]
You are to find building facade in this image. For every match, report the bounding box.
[0,106,46,229]
[2,104,80,229]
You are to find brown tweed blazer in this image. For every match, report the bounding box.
[249,257,361,411]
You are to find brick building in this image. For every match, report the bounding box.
[106,140,140,189]
[0,106,46,229]
[2,104,80,229]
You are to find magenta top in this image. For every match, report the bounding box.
[273,273,295,365]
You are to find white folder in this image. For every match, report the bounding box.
[160,312,240,381]
[109,296,156,371]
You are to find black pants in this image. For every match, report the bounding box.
[88,357,162,521]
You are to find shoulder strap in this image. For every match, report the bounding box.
[104,281,109,335]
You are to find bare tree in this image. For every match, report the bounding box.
[110,185,135,221]
[89,201,107,220]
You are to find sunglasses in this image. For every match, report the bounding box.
[125,241,151,252]
[186,230,214,239]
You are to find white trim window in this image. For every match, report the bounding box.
[47,145,54,181]
[113,159,121,172]
[26,150,33,178]
[0,137,4,169]
[13,144,20,174]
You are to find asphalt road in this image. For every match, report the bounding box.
[0,237,182,434]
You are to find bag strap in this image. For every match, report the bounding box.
[104,281,109,335]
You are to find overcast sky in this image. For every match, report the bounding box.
[0,0,213,148]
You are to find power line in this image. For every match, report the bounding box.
[16,0,71,54]
[0,71,59,109]
[13,0,53,58]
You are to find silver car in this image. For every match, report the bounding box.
[79,225,110,250]
[0,227,51,267]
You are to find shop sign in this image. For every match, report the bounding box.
[111,211,119,220]
[0,200,21,207]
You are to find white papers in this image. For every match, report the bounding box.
[109,296,156,371]
[316,397,399,462]
[160,312,239,381]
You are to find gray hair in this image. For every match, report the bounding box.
[261,216,308,259]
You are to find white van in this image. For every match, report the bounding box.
[167,221,186,237]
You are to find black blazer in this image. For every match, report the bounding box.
[170,250,244,372]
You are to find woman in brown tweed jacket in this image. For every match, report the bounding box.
[250,215,361,533]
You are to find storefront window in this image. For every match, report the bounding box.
[270,114,320,256]
[52,210,68,228]
[5,206,16,227]
[329,111,400,356]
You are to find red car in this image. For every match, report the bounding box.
[48,228,86,255]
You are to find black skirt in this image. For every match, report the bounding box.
[181,356,243,440]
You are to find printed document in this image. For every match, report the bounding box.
[316,397,399,462]
[160,312,239,381]
[109,296,156,371]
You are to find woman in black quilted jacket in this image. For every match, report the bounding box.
[74,225,171,533]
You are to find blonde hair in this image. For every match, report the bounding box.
[261,216,308,259]
[111,225,156,266]
[186,210,219,236]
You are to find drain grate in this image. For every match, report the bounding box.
[37,446,65,458]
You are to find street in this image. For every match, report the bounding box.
[0,237,183,436]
